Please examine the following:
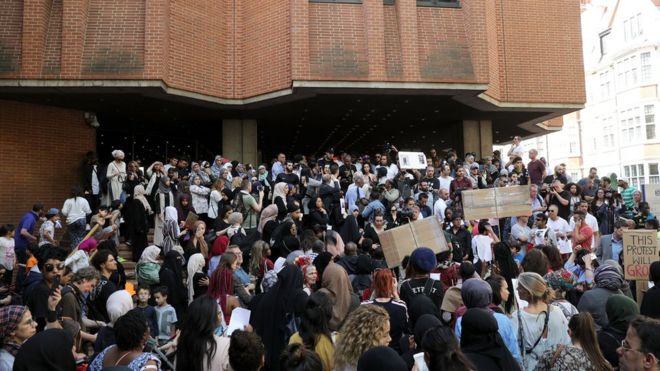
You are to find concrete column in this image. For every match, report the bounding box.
[462,120,493,159]
[222,119,258,166]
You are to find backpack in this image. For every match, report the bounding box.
[136,262,160,287]
[232,193,249,221]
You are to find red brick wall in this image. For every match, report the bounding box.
[0,100,96,225]
[0,0,585,105]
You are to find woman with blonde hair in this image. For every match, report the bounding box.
[511,272,571,371]
[334,304,391,371]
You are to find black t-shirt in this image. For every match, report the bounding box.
[24,280,51,331]
[549,190,571,220]
[275,172,300,186]
[399,277,444,309]
[89,277,117,323]
[366,299,408,352]
[338,164,357,191]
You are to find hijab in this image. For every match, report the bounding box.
[106,290,134,326]
[211,235,229,258]
[339,213,361,244]
[176,194,193,222]
[461,278,492,309]
[258,204,278,233]
[192,163,211,184]
[211,155,224,178]
[187,253,206,304]
[408,295,440,329]
[133,185,152,214]
[605,294,639,333]
[313,252,333,287]
[594,265,625,291]
[13,329,75,371]
[320,261,353,331]
[272,182,289,203]
[460,308,520,371]
[0,305,27,357]
[161,250,185,288]
[140,245,161,264]
[357,346,408,371]
[251,265,305,371]
[165,205,179,223]
[79,238,97,253]
[413,313,442,347]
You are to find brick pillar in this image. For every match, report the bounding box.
[364,0,386,80]
[395,0,420,80]
[21,0,51,77]
[61,0,90,77]
[291,0,310,80]
[222,119,258,166]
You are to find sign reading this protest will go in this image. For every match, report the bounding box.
[623,229,659,280]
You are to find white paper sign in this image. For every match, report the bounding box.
[430,273,441,281]
[398,152,428,169]
[226,308,251,336]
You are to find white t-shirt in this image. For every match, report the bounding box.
[39,220,55,246]
[0,237,15,271]
[438,176,453,192]
[547,217,572,254]
[433,198,447,219]
[472,235,494,263]
[62,197,92,225]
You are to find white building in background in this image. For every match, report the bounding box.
[496,0,660,187]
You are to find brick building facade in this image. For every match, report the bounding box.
[0,0,585,223]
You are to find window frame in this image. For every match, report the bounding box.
[416,0,461,8]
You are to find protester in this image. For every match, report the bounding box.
[228,330,265,371]
[12,329,76,371]
[640,261,660,318]
[361,268,407,353]
[89,309,160,370]
[93,289,134,354]
[356,346,407,371]
[0,305,37,369]
[334,304,391,371]
[460,307,521,371]
[288,291,335,371]
[578,264,626,330]
[319,261,354,331]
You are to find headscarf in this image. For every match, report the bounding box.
[460,308,520,371]
[313,252,333,286]
[158,173,171,194]
[357,346,408,371]
[161,250,185,290]
[133,185,152,214]
[251,265,305,371]
[192,163,211,184]
[413,313,442,347]
[0,305,27,356]
[320,261,353,331]
[79,238,97,252]
[461,278,492,309]
[339,213,361,244]
[211,155,224,178]
[408,295,440,329]
[594,265,625,291]
[13,329,75,371]
[187,253,206,304]
[165,205,182,237]
[211,235,229,258]
[272,182,289,203]
[106,290,133,326]
[258,204,278,233]
[544,269,577,292]
[140,245,161,264]
[176,194,193,222]
[605,294,639,333]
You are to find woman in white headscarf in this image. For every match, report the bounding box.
[210,155,224,180]
[272,182,289,220]
[187,253,207,304]
[94,290,134,353]
[136,246,161,288]
[104,150,127,205]
[161,206,181,256]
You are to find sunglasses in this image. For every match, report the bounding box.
[44,263,65,272]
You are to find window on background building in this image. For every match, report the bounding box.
[602,117,615,148]
[620,107,643,143]
[646,104,656,140]
[568,124,579,154]
[641,52,652,82]
[599,71,611,99]
[650,163,659,184]
[600,30,611,56]
[571,172,579,181]
[416,0,460,6]
[623,14,642,42]
[624,164,645,187]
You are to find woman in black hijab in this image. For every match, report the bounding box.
[13,329,76,371]
[251,264,305,371]
[460,308,520,371]
[401,312,442,369]
[159,250,187,320]
[312,252,333,291]
[339,206,362,245]
[357,346,407,371]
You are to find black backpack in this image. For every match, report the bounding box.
[231,192,249,221]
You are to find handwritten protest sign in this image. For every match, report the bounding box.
[623,229,659,280]
[461,185,532,220]
[379,217,449,268]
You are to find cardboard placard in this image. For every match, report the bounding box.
[643,184,660,216]
[623,229,659,280]
[379,217,449,268]
[184,211,199,231]
[398,152,428,170]
[461,185,532,220]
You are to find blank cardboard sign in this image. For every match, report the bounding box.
[461,185,532,220]
[379,217,449,268]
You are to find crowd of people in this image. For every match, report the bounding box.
[0,138,659,371]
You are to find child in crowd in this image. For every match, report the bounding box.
[136,286,159,340]
[0,224,16,284]
[154,286,178,345]
[38,208,60,246]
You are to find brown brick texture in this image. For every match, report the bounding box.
[0,100,96,225]
[0,0,584,104]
